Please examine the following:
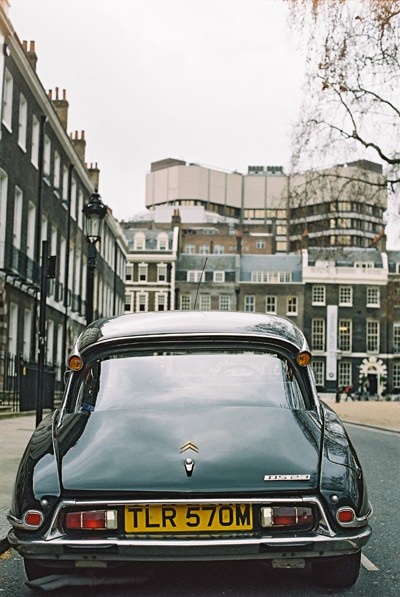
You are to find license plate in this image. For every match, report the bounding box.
[125,503,253,533]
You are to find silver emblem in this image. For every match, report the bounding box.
[264,474,311,481]
[184,458,195,477]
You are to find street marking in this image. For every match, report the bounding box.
[361,554,379,571]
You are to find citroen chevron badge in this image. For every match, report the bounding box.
[180,441,199,453]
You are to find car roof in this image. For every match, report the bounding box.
[72,311,309,356]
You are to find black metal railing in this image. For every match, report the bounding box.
[0,353,62,414]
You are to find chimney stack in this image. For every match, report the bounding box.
[70,130,86,163]
[50,87,69,129]
[22,40,38,71]
[171,208,181,227]
[87,163,100,191]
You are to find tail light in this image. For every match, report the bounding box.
[23,510,44,529]
[336,507,356,525]
[260,506,314,529]
[65,509,118,531]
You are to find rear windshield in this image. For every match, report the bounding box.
[69,349,309,413]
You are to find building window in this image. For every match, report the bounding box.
[393,363,400,390]
[338,361,352,388]
[138,264,148,282]
[31,115,40,167]
[26,202,36,260]
[70,179,77,220]
[312,285,326,305]
[366,320,379,353]
[199,295,211,310]
[312,360,325,387]
[251,271,292,283]
[137,293,148,312]
[339,319,352,352]
[187,270,204,283]
[219,295,230,311]
[180,294,191,310]
[77,190,84,229]
[312,318,325,351]
[2,69,13,130]
[199,244,209,255]
[339,286,352,306]
[157,264,167,282]
[125,264,134,281]
[13,187,23,249]
[134,233,145,251]
[355,261,373,270]
[156,293,167,311]
[53,152,61,190]
[256,239,266,249]
[214,271,225,283]
[244,295,255,312]
[394,323,400,353]
[265,295,277,314]
[124,293,132,312]
[366,287,380,307]
[43,135,51,178]
[184,244,195,254]
[214,245,224,254]
[62,166,68,202]
[287,296,298,315]
[18,94,28,150]
[157,233,168,250]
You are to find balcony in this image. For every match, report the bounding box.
[0,242,40,288]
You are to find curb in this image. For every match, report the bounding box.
[0,535,10,555]
[343,420,400,434]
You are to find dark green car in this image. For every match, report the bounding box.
[8,311,372,589]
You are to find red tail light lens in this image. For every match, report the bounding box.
[23,510,44,529]
[65,509,118,531]
[260,506,314,528]
[336,507,355,525]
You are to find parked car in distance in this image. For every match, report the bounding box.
[8,311,372,589]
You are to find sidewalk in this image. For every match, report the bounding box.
[0,402,399,553]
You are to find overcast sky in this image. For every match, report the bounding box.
[9,0,305,221]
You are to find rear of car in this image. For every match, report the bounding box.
[8,312,372,588]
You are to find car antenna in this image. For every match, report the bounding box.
[194,257,207,309]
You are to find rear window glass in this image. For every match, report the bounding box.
[70,349,308,413]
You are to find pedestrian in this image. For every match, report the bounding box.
[344,385,355,401]
[335,387,341,403]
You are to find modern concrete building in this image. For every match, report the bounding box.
[145,158,387,253]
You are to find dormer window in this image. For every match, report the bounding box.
[157,233,168,251]
[134,233,145,251]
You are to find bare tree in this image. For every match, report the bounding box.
[286,0,400,246]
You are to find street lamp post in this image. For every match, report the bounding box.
[83,191,108,325]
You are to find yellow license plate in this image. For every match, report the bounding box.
[125,503,253,533]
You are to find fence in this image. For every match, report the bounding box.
[0,353,63,414]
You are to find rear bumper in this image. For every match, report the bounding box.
[8,526,372,563]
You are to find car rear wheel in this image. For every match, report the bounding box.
[313,551,361,588]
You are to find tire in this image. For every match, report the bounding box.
[313,551,361,588]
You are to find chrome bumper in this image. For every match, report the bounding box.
[8,525,372,562]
